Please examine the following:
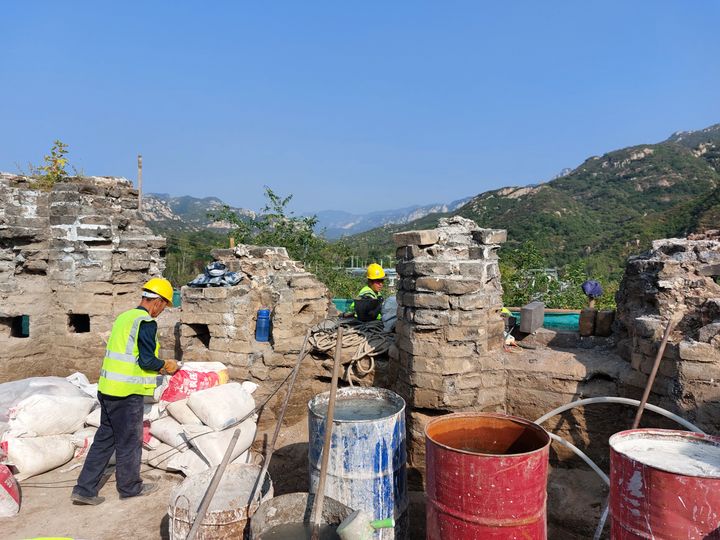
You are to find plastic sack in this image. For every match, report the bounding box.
[0,376,90,437]
[184,417,257,467]
[144,435,161,451]
[143,403,164,422]
[70,427,97,459]
[150,375,171,403]
[2,435,75,480]
[142,420,152,447]
[146,443,180,470]
[0,465,20,517]
[85,408,101,428]
[65,372,98,398]
[187,382,255,431]
[165,398,203,425]
[8,394,96,437]
[166,448,209,476]
[382,295,398,332]
[150,417,188,450]
[160,362,229,403]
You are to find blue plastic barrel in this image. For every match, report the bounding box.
[308,387,408,539]
[255,308,271,342]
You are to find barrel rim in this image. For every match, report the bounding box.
[610,428,720,478]
[308,386,406,423]
[424,412,551,457]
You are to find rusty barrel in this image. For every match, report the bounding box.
[425,412,550,539]
[609,429,720,539]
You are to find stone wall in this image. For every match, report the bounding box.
[179,245,334,423]
[391,216,508,474]
[0,174,171,382]
[615,235,720,431]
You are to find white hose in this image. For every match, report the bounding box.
[534,395,704,540]
[534,396,704,434]
[547,433,609,485]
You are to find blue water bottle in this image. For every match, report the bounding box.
[255,308,271,342]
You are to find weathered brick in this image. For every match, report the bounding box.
[400,292,450,309]
[471,229,508,245]
[393,230,440,247]
[415,276,483,295]
[679,341,720,363]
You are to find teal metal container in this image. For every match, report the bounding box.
[308,387,408,539]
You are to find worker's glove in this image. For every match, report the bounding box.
[163,359,179,375]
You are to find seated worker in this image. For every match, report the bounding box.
[348,263,385,322]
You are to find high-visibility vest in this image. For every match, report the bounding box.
[97,308,161,397]
[350,286,384,320]
[357,286,380,300]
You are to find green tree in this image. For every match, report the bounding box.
[213,187,364,297]
[500,241,617,309]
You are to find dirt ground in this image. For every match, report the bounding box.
[4,411,605,540]
[3,415,426,540]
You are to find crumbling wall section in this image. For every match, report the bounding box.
[615,233,720,431]
[0,174,168,382]
[179,245,333,422]
[392,216,507,475]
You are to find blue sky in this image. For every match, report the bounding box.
[2,2,719,214]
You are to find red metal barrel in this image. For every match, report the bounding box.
[609,429,720,539]
[425,412,551,539]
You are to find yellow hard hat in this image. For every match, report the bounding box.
[501,307,512,316]
[143,277,173,304]
[367,263,386,280]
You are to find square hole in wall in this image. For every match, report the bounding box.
[68,314,91,333]
[2,315,30,338]
[186,323,211,349]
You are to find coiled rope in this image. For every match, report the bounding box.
[308,319,394,385]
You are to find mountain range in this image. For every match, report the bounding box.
[350,124,720,277]
[141,122,720,280]
[141,192,471,238]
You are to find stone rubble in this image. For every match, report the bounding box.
[615,236,720,430]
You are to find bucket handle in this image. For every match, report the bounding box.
[170,493,194,535]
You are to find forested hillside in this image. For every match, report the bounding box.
[350,124,720,280]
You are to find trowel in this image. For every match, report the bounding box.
[336,510,394,540]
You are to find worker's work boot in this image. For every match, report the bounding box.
[71,493,105,505]
[120,482,159,499]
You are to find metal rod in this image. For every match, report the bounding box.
[186,427,242,540]
[137,154,143,211]
[310,325,344,539]
[247,331,311,506]
[631,311,683,429]
[594,311,684,540]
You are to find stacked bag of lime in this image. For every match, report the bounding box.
[0,374,100,484]
[143,362,259,475]
[0,362,259,487]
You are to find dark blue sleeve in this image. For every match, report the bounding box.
[137,320,164,372]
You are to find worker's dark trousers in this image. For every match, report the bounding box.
[73,392,144,498]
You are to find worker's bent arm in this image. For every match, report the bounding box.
[137,320,164,371]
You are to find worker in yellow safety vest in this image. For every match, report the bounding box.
[71,278,179,505]
[348,263,386,322]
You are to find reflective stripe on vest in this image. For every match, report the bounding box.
[97,308,161,397]
[357,286,380,299]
